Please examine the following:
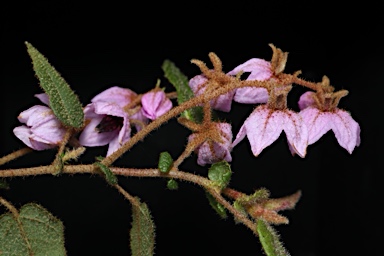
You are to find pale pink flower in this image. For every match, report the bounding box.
[227,58,271,104]
[13,93,66,150]
[298,91,360,154]
[141,90,172,120]
[231,105,308,157]
[189,74,235,112]
[79,86,147,156]
[189,122,233,166]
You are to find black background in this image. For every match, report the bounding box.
[1,1,382,255]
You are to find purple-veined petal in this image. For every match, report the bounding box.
[298,91,316,110]
[300,107,332,145]
[93,101,126,117]
[79,116,118,146]
[91,86,137,108]
[13,126,34,148]
[282,110,308,158]
[331,109,361,154]
[107,121,131,156]
[141,91,172,120]
[29,134,57,150]
[231,122,247,149]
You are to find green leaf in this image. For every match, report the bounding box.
[25,42,84,129]
[205,192,227,219]
[166,179,178,190]
[130,198,156,256]
[161,59,203,123]
[208,161,232,190]
[0,203,66,256]
[0,179,9,190]
[158,152,173,173]
[94,162,118,185]
[236,188,270,205]
[257,219,290,256]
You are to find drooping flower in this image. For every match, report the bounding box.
[188,74,235,112]
[79,86,147,156]
[188,122,233,166]
[226,58,271,104]
[141,90,172,120]
[13,93,66,150]
[298,90,360,154]
[231,86,308,157]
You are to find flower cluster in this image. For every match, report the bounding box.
[13,45,360,165]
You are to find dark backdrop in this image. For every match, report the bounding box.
[1,1,382,255]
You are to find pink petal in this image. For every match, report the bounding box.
[107,121,131,156]
[188,74,234,112]
[79,116,118,146]
[282,110,308,158]
[141,91,173,120]
[233,87,269,104]
[300,107,332,144]
[93,101,126,117]
[331,109,361,154]
[35,93,50,106]
[227,58,272,80]
[13,126,34,148]
[91,86,137,108]
[18,105,54,127]
[31,118,66,144]
[298,91,316,110]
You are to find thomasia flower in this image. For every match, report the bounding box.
[79,86,147,156]
[13,93,66,150]
[188,74,235,112]
[188,122,233,166]
[226,58,271,104]
[231,86,308,157]
[298,91,360,154]
[141,90,172,120]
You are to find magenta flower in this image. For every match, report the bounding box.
[189,74,235,112]
[13,93,66,150]
[298,91,360,154]
[231,104,308,158]
[141,90,172,120]
[227,58,272,104]
[79,86,147,156]
[189,122,233,166]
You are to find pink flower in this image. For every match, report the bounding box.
[189,74,235,112]
[141,90,172,120]
[189,122,233,166]
[79,86,147,156]
[298,91,360,154]
[231,105,308,157]
[227,58,271,104]
[13,93,66,150]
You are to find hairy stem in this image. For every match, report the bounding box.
[0,148,33,166]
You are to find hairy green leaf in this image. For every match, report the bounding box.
[161,59,203,123]
[25,42,84,128]
[158,152,173,173]
[257,219,290,256]
[0,203,66,256]
[130,198,156,256]
[94,162,118,185]
[167,179,178,190]
[205,192,227,219]
[208,161,232,190]
[0,179,9,190]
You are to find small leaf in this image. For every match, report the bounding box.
[25,42,84,128]
[167,179,178,190]
[94,162,118,185]
[233,201,248,224]
[0,179,10,190]
[208,161,232,190]
[0,203,66,255]
[161,59,203,123]
[205,192,227,219]
[237,187,270,205]
[257,219,290,256]
[158,152,173,173]
[130,198,156,256]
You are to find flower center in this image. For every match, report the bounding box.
[96,115,123,133]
